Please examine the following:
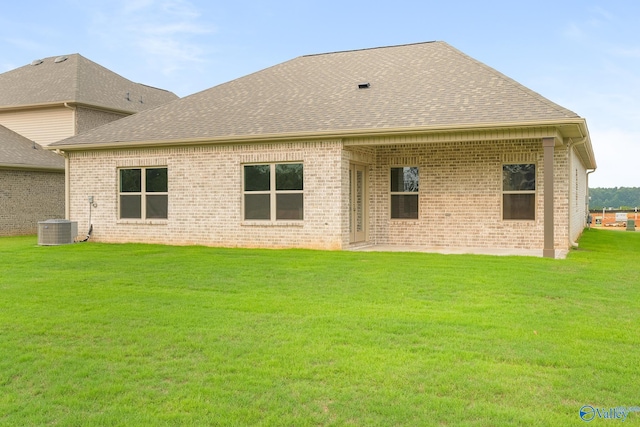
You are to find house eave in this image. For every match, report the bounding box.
[0,163,65,172]
[46,118,595,168]
[0,101,136,115]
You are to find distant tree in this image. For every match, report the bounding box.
[589,187,640,210]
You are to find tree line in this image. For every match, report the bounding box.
[589,187,640,210]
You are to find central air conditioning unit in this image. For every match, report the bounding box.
[38,219,78,246]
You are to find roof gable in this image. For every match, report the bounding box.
[0,54,178,113]
[0,125,64,170]
[51,42,582,148]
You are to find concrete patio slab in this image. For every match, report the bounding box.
[349,244,569,259]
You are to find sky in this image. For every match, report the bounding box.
[1,0,639,188]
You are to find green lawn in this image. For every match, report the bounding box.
[1,229,639,426]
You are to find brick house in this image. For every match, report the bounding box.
[0,54,178,235]
[0,125,64,236]
[49,42,596,257]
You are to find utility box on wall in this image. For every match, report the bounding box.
[38,219,78,246]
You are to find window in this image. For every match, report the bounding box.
[244,163,303,221]
[502,164,535,220]
[119,167,168,219]
[390,167,419,219]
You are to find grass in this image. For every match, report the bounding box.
[0,229,639,426]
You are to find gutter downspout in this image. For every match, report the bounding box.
[60,103,75,220]
[63,102,76,135]
[586,168,597,222]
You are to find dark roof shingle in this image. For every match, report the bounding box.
[0,54,178,113]
[0,125,64,170]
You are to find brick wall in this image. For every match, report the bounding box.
[349,139,573,250]
[67,137,580,251]
[0,169,65,236]
[76,107,128,135]
[67,141,344,249]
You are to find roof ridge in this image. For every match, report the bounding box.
[302,41,440,58]
[71,54,81,105]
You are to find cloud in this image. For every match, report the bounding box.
[563,22,587,41]
[562,6,615,43]
[83,0,215,75]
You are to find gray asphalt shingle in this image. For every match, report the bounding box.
[0,54,178,113]
[50,42,581,148]
[0,125,64,170]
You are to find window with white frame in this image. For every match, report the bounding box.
[390,167,419,219]
[243,163,304,221]
[502,164,535,220]
[119,167,168,219]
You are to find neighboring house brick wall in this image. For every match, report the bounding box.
[0,169,65,236]
[67,140,344,249]
[76,107,128,135]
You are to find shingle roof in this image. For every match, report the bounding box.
[0,54,178,113]
[50,42,581,148]
[0,125,64,170]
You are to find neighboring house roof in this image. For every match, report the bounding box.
[0,125,64,171]
[0,54,178,113]
[49,42,591,156]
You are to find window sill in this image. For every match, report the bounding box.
[117,219,168,225]
[390,219,420,224]
[242,220,304,227]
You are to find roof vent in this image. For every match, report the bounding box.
[358,82,371,89]
[54,56,68,64]
[31,59,44,66]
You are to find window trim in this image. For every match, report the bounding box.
[502,163,536,221]
[118,166,168,221]
[242,162,304,222]
[390,166,419,220]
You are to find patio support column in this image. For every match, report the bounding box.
[542,137,555,258]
